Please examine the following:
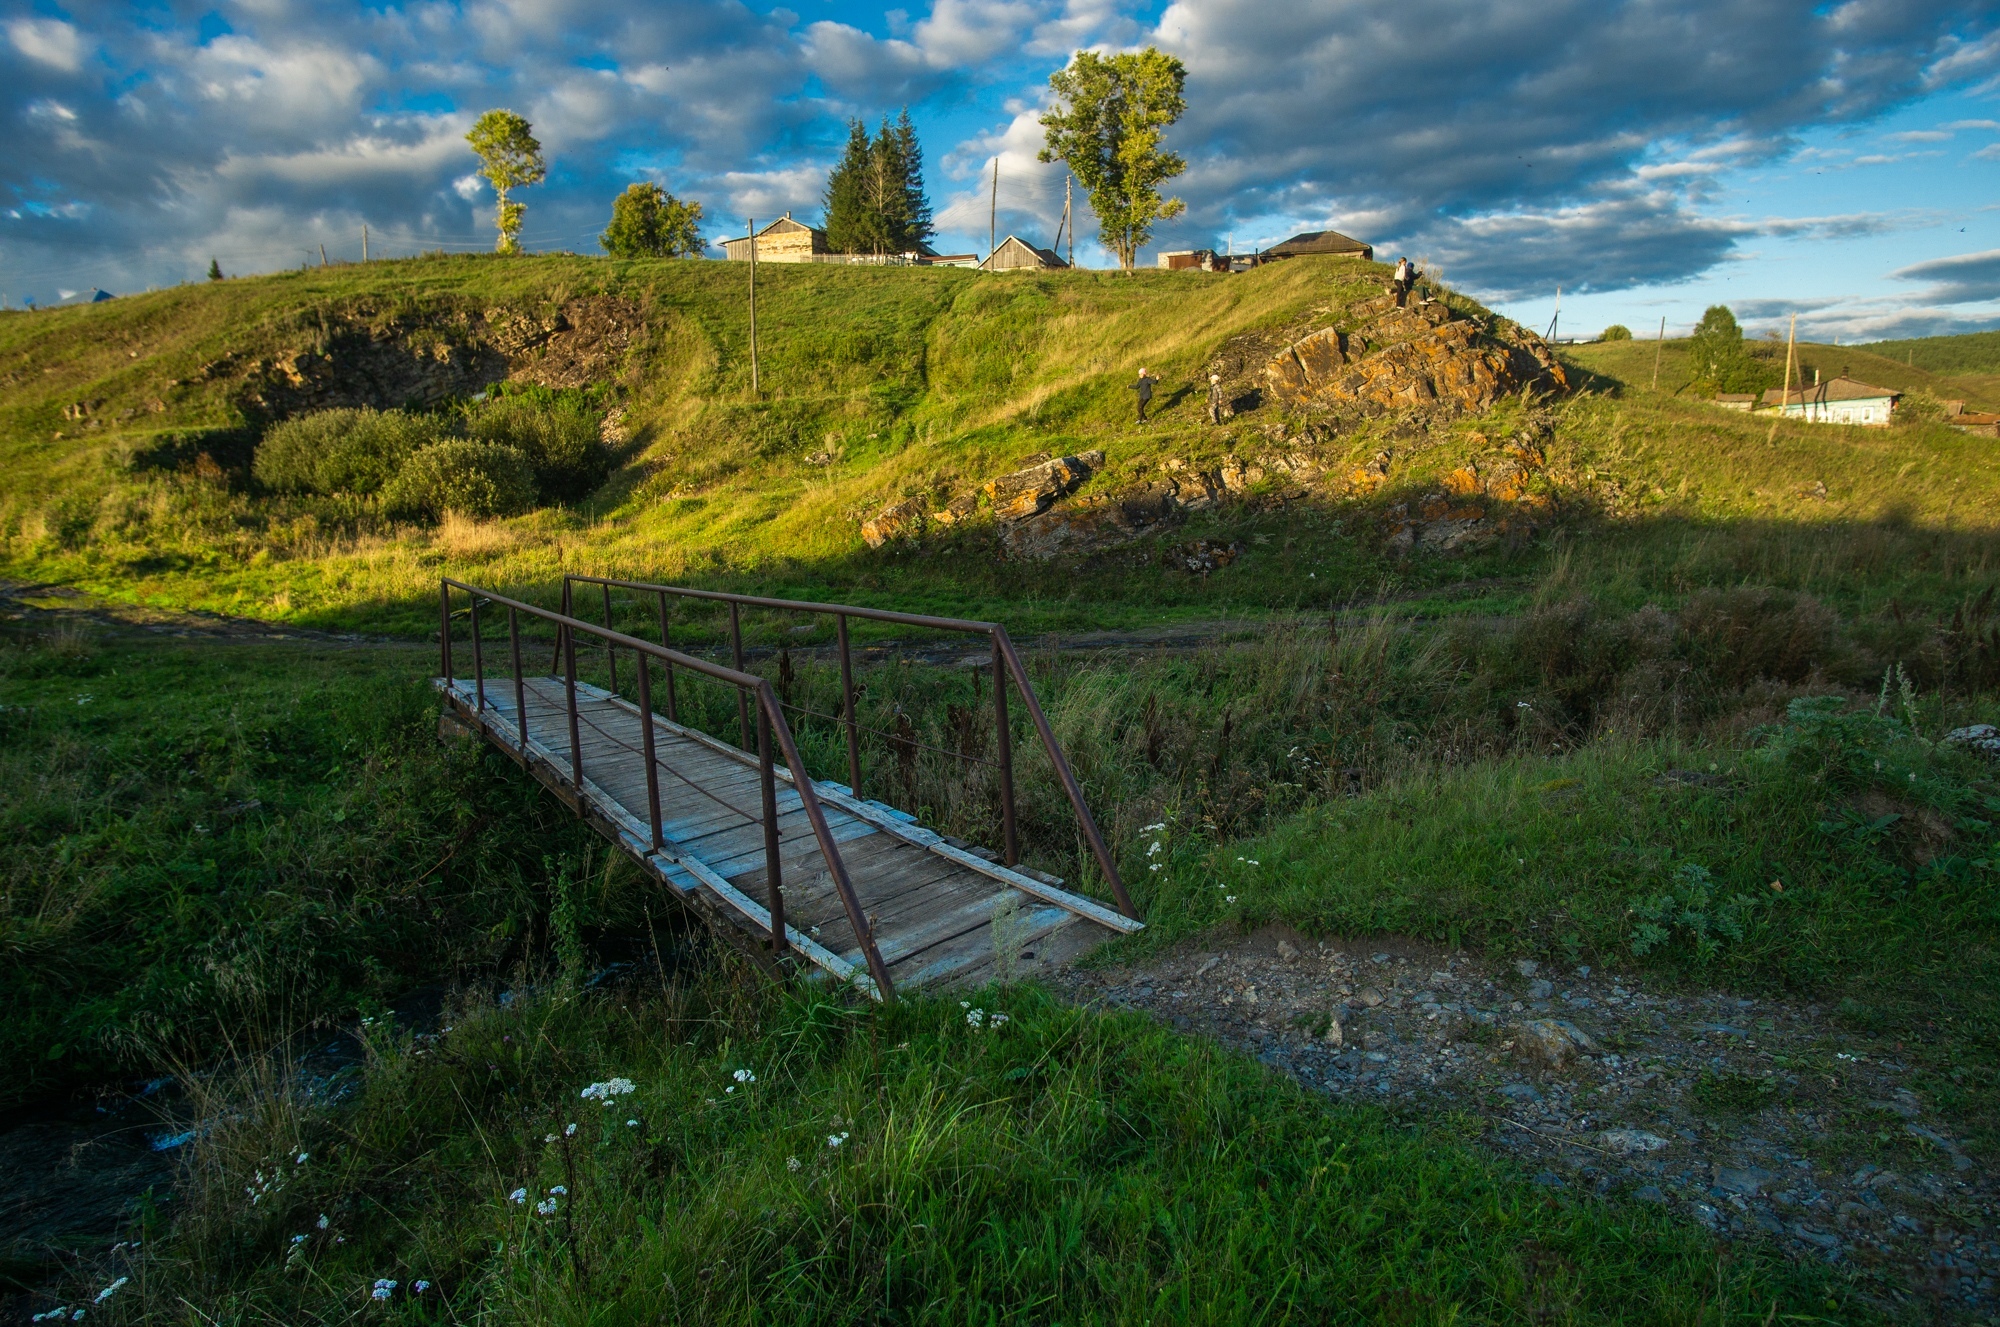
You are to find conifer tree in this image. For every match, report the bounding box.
[207,258,223,281]
[823,111,933,255]
[823,121,875,254]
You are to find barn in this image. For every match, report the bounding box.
[720,214,827,262]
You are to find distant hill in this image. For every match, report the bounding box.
[1855,328,2000,376]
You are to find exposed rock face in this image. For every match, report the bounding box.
[998,460,1239,561]
[231,296,645,420]
[1210,294,1567,425]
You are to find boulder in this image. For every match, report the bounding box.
[981,450,1104,521]
[861,496,928,548]
[1513,1017,1593,1069]
[1261,300,1567,417]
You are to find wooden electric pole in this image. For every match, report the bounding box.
[1065,174,1073,269]
[989,157,998,258]
[1651,316,1665,390]
[746,218,759,395]
[362,225,369,262]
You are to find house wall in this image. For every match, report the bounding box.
[721,223,825,262]
[984,240,1053,271]
[1780,398,1895,426]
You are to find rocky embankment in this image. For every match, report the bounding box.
[202,295,645,420]
[1059,930,1997,1318]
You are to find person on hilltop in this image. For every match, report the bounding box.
[1132,367,1158,423]
[1207,372,1225,425]
[1392,256,1413,301]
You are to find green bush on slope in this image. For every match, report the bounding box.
[381,438,540,519]
[252,407,444,495]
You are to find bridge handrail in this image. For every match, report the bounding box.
[438,577,897,998]
[560,573,1135,920]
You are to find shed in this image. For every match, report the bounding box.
[1157,249,1223,271]
[979,235,1068,272]
[1260,230,1374,262]
[1757,376,1900,427]
[721,213,827,262]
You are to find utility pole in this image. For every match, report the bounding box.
[1771,312,1797,442]
[747,218,759,395]
[319,243,328,266]
[1065,174,1073,269]
[362,225,369,262]
[1544,286,1561,342]
[989,157,998,259]
[1651,316,1665,390]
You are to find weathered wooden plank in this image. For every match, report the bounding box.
[889,905,1082,988]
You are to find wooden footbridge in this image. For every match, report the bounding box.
[436,576,1141,999]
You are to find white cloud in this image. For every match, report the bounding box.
[453,172,485,199]
[7,18,89,72]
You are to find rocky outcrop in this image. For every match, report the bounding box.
[981,450,1103,520]
[860,496,930,548]
[230,296,645,420]
[1212,294,1567,425]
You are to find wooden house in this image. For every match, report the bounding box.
[1756,375,1900,426]
[979,235,1068,272]
[721,213,827,262]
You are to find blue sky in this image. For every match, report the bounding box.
[3,0,1996,340]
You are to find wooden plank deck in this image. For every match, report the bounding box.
[437,675,1138,996]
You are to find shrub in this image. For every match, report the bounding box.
[469,397,610,503]
[1629,861,1760,962]
[1600,324,1632,341]
[382,440,538,520]
[1677,587,1837,687]
[254,408,444,495]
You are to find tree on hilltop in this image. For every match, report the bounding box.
[1038,48,1187,270]
[207,258,223,281]
[466,110,546,254]
[1687,305,1770,392]
[601,183,706,258]
[824,110,933,255]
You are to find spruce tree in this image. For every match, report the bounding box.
[207,258,223,281]
[823,121,874,254]
[890,109,933,252]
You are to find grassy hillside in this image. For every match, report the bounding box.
[1858,329,2000,375]
[2,254,1995,642]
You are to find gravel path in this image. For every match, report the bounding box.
[1056,927,1998,1319]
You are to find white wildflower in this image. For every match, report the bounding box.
[990,1012,1010,1028]
[291,1234,307,1245]
[1149,863,1161,871]
[626,1119,639,1127]
[966,1008,985,1028]
[826,1131,849,1148]
[414,1281,431,1293]
[564,1123,577,1137]
[507,1188,527,1205]
[579,1077,636,1104]
[93,1280,127,1304]
[295,1152,309,1165]
[317,1214,330,1229]
[548,1185,567,1195]
[732,1068,756,1084]
[1246,860,1260,867]
[543,1133,558,1143]
[1225,895,1237,903]
[535,1197,558,1216]
[75,695,92,705]
[1146,841,1162,857]
[787,1156,801,1172]
[372,1279,397,1301]
[1140,822,1166,833]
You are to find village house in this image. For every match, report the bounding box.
[1757,374,1900,426]
[979,235,1068,272]
[722,213,953,265]
[1157,249,1224,271]
[1260,230,1375,262]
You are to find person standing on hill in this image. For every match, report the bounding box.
[1133,367,1158,423]
[1392,256,1413,300]
[1207,372,1224,424]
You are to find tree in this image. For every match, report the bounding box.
[465,110,546,254]
[1688,304,1749,388]
[207,258,223,282]
[1038,48,1187,270]
[824,111,933,255]
[1601,324,1632,341]
[600,183,707,258]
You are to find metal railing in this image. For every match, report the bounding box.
[558,574,1137,920]
[439,578,897,997]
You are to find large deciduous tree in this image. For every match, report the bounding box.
[824,110,933,255]
[600,182,707,258]
[465,110,546,254]
[1038,49,1187,271]
[1687,304,1768,393]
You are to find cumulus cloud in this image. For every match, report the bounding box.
[7,18,89,72]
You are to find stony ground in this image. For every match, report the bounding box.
[1055,927,1999,1322]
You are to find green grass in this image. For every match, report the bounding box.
[87,977,1854,1326]
[1855,329,2000,377]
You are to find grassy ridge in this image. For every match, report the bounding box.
[2,255,1996,640]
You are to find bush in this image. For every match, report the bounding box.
[381,440,538,520]
[469,396,611,503]
[1600,324,1632,341]
[253,408,444,495]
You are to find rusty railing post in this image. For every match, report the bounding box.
[657,589,678,723]
[508,606,528,759]
[563,603,583,798]
[760,687,892,997]
[729,602,751,750]
[837,613,861,796]
[470,595,486,712]
[439,581,454,691]
[994,631,1135,919]
[756,699,787,957]
[637,652,663,851]
[551,577,572,676]
[602,580,618,695]
[992,631,1018,866]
